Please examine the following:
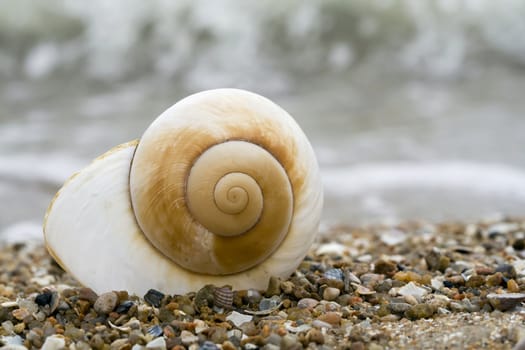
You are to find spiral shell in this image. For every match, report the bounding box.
[43,89,323,295]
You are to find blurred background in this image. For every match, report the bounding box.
[1,0,525,240]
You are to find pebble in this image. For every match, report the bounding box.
[374,259,397,276]
[144,289,164,307]
[41,335,65,350]
[265,276,281,296]
[487,293,525,311]
[380,229,407,246]
[315,242,347,256]
[397,282,430,299]
[78,287,98,304]
[508,279,521,293]
[323,287,340,301]
[180,330,199,346]
[305,328,325,344]
[3,218,525,349]
[93,291,118,314]
[259,295,281,311]
[226,311,253,327]
[405,304,435,320]
[317,311,341,326]
[145,337,167,349]
[297,298,319,309]
[389,302,412,314]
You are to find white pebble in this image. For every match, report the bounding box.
[226,311,253,327]
[380,229,407,246]
[145,337,166,350]
[180,330,199,345]
[398,282,430,299]
[41,335,65,350]
[315,242,347,256]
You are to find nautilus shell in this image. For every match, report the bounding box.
[43,89,323,296]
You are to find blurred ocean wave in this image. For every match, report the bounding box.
[1,0,525,83]
[1,0,525,234]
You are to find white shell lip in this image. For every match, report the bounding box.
[43,140,322,296]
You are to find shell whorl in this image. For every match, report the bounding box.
[129,89,307,275]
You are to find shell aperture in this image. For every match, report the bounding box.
[44,89,323,295]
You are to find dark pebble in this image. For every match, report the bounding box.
[115,300,134,314]
[144,289,165,307]
[35,291,53,306]
[389,302,412,314]
[495,264,517,279]
[405,304,435,320]
[513,239,525,251]
[374,259,397,276]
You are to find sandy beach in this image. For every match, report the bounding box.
[2,217,525,349]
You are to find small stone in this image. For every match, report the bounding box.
[323,287,340,301]
[35,291,54,306]
[350,342,365,350]
[41,335,66,350]
[12,307,31,321]
[297,298,319,309]
[222,341,237,350]
[146,336,167,349]
[513,239,525,251]
[239,321,258,336]
[13,322,25,333]
[144,289,165,308]
[405,304,435,320]
[226,311,253,327]
[116,300,134,314]
[495,264,517,279]
[315,242,347,256]
[446,275,465,287]
[208,326,228,344]
[360,273,384,289]
[180,330,199,346]
[94,292,118,315]
[245,289,262,305]
[374,259,397,276]
[425,249,450,272]
[305,328,324,344]
[388,302,412,314]
[200,341,219,350]
[487,293,525,311]
[281,334,299,350]
[380,229,406,246]
[110,338,130,350]
[355,285,375,296]
[487,272,504,287]
[393,271,423,283]
[465,275,485,288]
[397,282,429,299]
[259,295,281,311]
[508,279,520,293]
[286,307,312,321]
[78,287,98,304]
[280,281,295,294]
[317,311,341,326]
[266,276,282,296]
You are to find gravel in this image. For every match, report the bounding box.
[2,218,525,349]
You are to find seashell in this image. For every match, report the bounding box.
[213,286,234,309]
[43,89,323,296]
[147,324,164,337]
